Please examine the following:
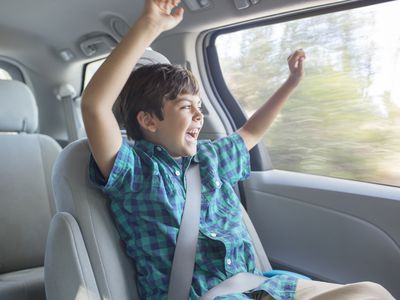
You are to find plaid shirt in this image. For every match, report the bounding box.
[89,133,297,299]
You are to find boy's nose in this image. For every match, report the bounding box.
[194,113,203,123]
[193,108,203,121]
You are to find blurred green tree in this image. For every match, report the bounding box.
[216,3,400,186]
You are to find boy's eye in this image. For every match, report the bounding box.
[180,105,202,112]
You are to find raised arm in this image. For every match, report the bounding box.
[81,0,184,179]
[237,49,306,150]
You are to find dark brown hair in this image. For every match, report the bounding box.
[116,64,199,140]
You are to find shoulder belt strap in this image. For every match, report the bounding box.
[168,164,201,300]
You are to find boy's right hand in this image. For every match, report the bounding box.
[142,0,184,32]
[82,0,184,181]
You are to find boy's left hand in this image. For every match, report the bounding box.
[287,49,306,85]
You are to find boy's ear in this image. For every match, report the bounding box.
[137,111,158,133]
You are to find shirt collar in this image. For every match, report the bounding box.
[134,138,200,165]
[134,139,156,157]
[192,153,200,163]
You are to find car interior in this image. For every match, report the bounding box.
[1,0,399,299]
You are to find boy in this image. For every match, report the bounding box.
[81,0,394,299]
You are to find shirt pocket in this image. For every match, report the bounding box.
[201,171,224,210]
[202,171,243,222]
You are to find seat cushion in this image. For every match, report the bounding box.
[45,212,100,300]
[0,267,45,300]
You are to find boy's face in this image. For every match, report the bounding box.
[150,93,203,158]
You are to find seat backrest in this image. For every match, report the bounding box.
[48,139,139,300]
[0,80,61,291]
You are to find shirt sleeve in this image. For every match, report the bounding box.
[208,132,251,185]
[88,139,139,195]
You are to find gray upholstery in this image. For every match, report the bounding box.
[0,80,61,300]
[45,212,100,300]
[0,267,46,300]
[47,139,139,300]
[241,205,272,272]
[0,80,38,133]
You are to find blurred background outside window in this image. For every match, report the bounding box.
[216,1,400,187]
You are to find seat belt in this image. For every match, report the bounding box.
[55,84,85,142]
[167,164,201,300]
[199,272,267,300]
[167,164,269,300]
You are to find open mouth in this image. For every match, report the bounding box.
[185,128,200,143]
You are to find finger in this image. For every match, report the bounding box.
[298,57,304,70]
[164,0,180,14]
[166,0,179,9]
[288,50,305,68]
[293,49,306,61]
[289,49,300,58]
[287,53,297,68]
[159,0,169,12]
[172,6,184,18]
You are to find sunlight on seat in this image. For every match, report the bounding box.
[74,285,99,300]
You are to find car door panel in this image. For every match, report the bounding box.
[243,170,400,297]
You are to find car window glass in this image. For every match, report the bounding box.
[0,68,13,80]
[83,59,105,89]
[215,1,400,187]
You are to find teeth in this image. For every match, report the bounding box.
[187,128,199,134]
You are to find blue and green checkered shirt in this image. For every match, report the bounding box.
[89,133,297,299]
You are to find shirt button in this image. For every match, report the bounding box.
[210,232,217,238]
[175,170,181,176]
[226,259,232,265]
[215,180,221,188]
[156,146,162,151]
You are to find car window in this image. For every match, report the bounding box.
[0,60,24,81]
[83,58,106,89]
[215,1,400,187]
[0,68,12,80]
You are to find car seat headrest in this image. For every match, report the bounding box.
[135,49,171,69]
[0,80,38,133]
